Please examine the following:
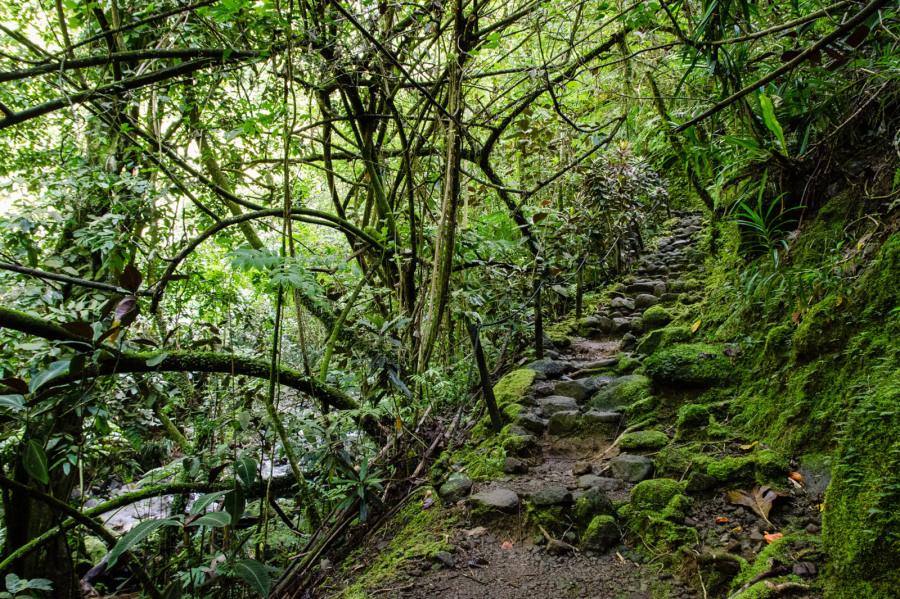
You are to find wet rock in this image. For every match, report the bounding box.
[528,485,573,507]
[433,551,455,568]
[470,488,519,512]
[548,410,579,435]
[538,395,579,416]
[590,375,651,411]
[503,457,529,475]
[634,294,659,310]
[611,297,635,311]
[440,476,473,503]
[526,359,569,379]
[574,486,615,524]
[610,454,654,483]
[596,316,614,332]
[581,515,619,551]
[612,317,632,333]
[625,282,655,294]
[516,411,546,435]
[573,461,593,476]
[553,380,591,402]
[620,333,638,352]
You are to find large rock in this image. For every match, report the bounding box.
[553,380,591,402]
[619,430,669,451]
[547,410,579,435]
[516,411,546,435]
[634,294,659,310]
[470,488,520,512]
[612,317,631,333]
[641,305,674,329]
[527,485,573,507]
[590,375,651,411]
[440,477,473,504]
[581,515,619,551]
[503,457,528,475]
[578,475,626,493]
[630,478,685,511]
[625,282,655,294]
[611,297,635,311]
[643,344,730,387]
[610,454,654,483]
[538,395,579,416]
[573,486,615,525]
[526,359,569,379]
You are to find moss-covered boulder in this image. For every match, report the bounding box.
[763,324,793,358]
[573,487,615,527]
[643,343,731,387]
[581,515,619,551]
[619,430,669,451]
[793,293,847,359]
[676,404,711,430]
[493,369,536,407]
[636,325,691,355]
[630,478,685,511]
[704,449,789,486]
[641,305,674,329]
[590,375,651,411]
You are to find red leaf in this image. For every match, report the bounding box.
[764,532,784,543]
[532,212,548,224]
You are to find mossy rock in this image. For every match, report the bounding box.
[730,533,819,598]
[637,325,691,355]
[502,402,525,423]
[655,444,695,477]
[616,354,642,374]
[630,478,685,511]
[493,369,536,407]
[573,487,615,527]
[581,515,619,551]
[676,404,711,430]
[643,343,730,387]
[793,293,847,359]
[763,324,793,358]
[590,375,651,411]
[619,430,669,451]
[642,305,674,329]
[703,449,789,486]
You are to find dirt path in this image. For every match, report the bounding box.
[322,212,823,599]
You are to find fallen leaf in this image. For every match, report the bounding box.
[691,319,701,334]
[501,541,514,549]
[395,415,402,432]
[422,490,434,510]
[739,441,759,451]
[764,532,784,543]
[792,310,802,324]
[716,517,730,523]
[816,503,826,512]
[789,472,803,482]
[731,526,743,532]
[727,486,789,527]
[835,296,843,307]
[466,526,488,537]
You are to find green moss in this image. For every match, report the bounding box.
[546,317,577,346]
[630,478,685,511]
[581,515,619,550]
[573,487,615,527]
[643,343,730,387]
[660,494,691,522]
[616,354,642,374]
[676,404,711,429]
[502,402,524,422]
[591,375,652,410]
[655,444,695,477]
[763,324,793,357]
[337,490,450,596]
[704,449,789,486]
[823,371,900,599]
[793,293,845,359]
[492,369,536,407]
[619,430,669,451]
[526,504,568,536]
[642,305,674,329]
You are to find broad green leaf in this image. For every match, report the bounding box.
[190,512,232,528]
[28,360,71,393]
[223,488,246,526]
[189,490,229,514]
[0,395,25,412]
[146,352,169,367]
[233,559,271,597]
[108,517,180,568]
[234,457,257,489]
[24,440,49,484]
[759,94,787,154]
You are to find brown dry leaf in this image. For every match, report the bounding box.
[764,532,784,543]
[501,541,514,550]
[715,516,730,523]
[727,485,788,527]
[789,471,803,482]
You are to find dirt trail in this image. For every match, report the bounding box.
[324,212,823,599]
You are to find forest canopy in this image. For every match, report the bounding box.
[0,0,898,596]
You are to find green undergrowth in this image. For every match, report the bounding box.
[337,489,452,598]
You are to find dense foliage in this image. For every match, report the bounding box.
[1,0,899,596]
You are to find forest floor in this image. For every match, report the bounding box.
[318,213,826,599]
